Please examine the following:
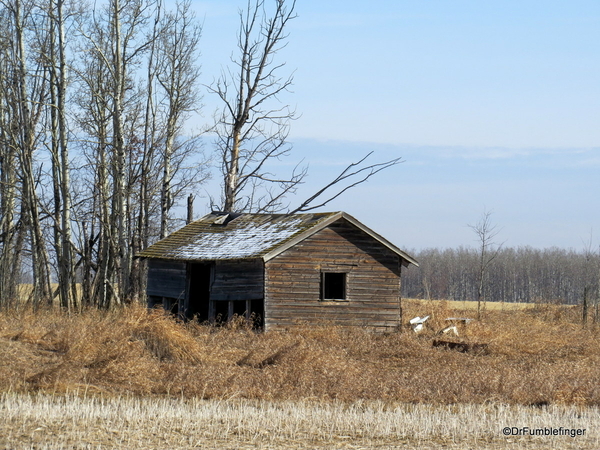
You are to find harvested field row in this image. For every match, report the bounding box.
[1,392,598,449]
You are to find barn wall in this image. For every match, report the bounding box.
[147,259,187,299]
[264,218,402,331]
[211,259,264,301]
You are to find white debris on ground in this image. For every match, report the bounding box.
[438,325,459,336]
[409,315,430,333]
[409,316,475,336]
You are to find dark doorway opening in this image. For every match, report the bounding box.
[186,263,212,321]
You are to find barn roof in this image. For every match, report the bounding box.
[138,211,418,266]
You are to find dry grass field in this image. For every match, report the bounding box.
[432,298,539,310]
[0,299,599,448]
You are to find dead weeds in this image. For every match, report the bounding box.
[0,300,598,405]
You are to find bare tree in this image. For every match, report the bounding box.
[2,0,53,307]
[0,14,12,301]
[155,0,202,238]
[208,0,304,213]
[581,231,600,325]
[0,11,22,307]
[209,0,403,215]
[469,210,503,319]
[43,0,82,310]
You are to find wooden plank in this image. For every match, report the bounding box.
[210,259,264,301]
[147,259,187,299]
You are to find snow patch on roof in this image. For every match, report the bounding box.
[165,217,306,260]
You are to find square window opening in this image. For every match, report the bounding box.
[321,272,347,301]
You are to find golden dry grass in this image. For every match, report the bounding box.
[430,299,538,310]
[0,299,598,406]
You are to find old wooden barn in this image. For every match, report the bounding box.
[138,211,418,331]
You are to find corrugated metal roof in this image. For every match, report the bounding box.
[138,211,418,266]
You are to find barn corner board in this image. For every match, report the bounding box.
[138,211,418,331]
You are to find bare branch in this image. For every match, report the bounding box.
[289,152,403,214]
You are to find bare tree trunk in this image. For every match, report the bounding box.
[582,286,589,325]
[96,136,113,308]
[56,0,76,310]
[595,250,600,323]
[223,131,242,212]
[110,0,127,303]
[469,210,503,320]
[12,0,52,307]
[0,152,19,308]
[133,1,161,303]
[48,41,62,304]
[160,125,173,238]
[0,47,19,308]
[46,0,76,310]
[156,0,201,236]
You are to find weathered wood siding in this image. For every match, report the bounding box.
[211,259,264,301]
[264,218,402,331]
[147,259,187,299]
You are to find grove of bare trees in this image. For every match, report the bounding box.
[402,246,600,316]
[0,0,207,309]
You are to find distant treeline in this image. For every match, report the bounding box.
[401,247,600,305]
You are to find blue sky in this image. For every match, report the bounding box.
[191,0,600,251]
